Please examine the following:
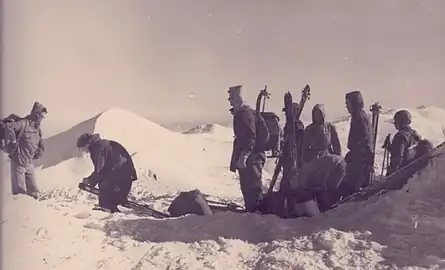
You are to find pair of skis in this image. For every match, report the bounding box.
[78,182,170,218]
[78,183,246,218]
[369,102,383,184]
[267,85,311,195]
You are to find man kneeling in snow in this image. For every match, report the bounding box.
[289,154,347,214]
[77,133,137,213]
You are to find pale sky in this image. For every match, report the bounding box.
[2,0,445,134]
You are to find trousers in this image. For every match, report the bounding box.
[10,159,38,196]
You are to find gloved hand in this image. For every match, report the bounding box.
[82,177,92,185]
[6,141,18,155]
[236,152,251,169]
[33,150,43,160]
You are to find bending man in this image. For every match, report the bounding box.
[77,133,137,213]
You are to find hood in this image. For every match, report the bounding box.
[345,91,364,111]
[311,104,326,123]
[90,133,102,144]
[30,102,47,115]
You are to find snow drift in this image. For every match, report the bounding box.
[34,107,247,199]
[2,105,445,270]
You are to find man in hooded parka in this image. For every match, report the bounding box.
[342,91,374,195]
[4,102,47,199]
[301,104,342,164]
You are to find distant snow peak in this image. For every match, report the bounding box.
[182,123,218,134]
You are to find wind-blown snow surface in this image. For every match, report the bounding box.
[2,106,445,269]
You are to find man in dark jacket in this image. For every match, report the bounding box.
[4,102,47,199]
[290,154,347,213]
[228,85,265,212]
[77,133,137,213]
[343,91,374,195]
[386,110,422,175]
[301,104,342,164]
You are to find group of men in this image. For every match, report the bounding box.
[1,101,137,213]
[227,85,426,216]
[0,91,429,215]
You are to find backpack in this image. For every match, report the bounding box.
[253,112,270,151]
[404,138,433,164]
[260,112,282,153]
[167,189,213,217]
[0,114,23,152]
[399,129,432,165]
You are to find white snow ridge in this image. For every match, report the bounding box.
[3,106,445,270]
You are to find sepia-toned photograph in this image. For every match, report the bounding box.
[1,1,445,269]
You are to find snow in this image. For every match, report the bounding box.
[2,105,445,269]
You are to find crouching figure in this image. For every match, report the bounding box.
[77,133,137,213]
[289,154,347,214]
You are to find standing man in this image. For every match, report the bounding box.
[228,85,265,213]
[301,104,342,164]
[4,102,47,199]
[343,90,373,195]
[386,110,422,175]
[77,133,137,213]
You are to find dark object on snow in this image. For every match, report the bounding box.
[205,199,246,214]
[78,182,170,218]
[168,189,213,217]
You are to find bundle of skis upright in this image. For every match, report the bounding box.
[369,102,382,184]
[267,85,311,195]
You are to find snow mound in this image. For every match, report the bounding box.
[32,107,259,201]
[3,105,445,270]
[326,143,445,268]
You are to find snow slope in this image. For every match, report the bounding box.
[2,105,445,270]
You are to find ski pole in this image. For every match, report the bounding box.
[380,148,387,179]
[380,134,391,179]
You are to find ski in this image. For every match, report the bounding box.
[267,85,311,194]
[78,182,170,219]
[369,102,382,184]
[328,140,445,210]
